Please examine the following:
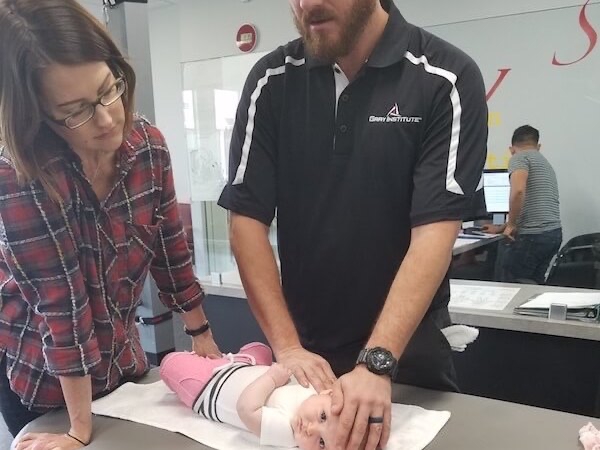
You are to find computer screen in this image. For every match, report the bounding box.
[483,169,510,213]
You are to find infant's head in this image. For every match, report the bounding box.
[291,390,334,450]
[291,389,370,450]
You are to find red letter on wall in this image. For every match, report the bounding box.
[552,0,598,66]
[486,68,512,102]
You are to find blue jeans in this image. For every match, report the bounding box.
[0,356,43,437]
[497,228,562,284]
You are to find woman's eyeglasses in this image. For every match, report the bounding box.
[48,77,126,130]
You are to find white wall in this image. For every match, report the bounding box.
[400,0,598,26]
[78,0,103,21]
[148,5,190,201]
[177,0,296,63]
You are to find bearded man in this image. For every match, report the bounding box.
[218,1,488,449]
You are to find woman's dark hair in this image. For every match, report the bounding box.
[0,0,136,199]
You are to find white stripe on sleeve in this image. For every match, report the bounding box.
[232,57,306,185]
[404,51,465,195]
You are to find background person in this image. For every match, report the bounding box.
[0,1,220,448]
[483,125,562,284]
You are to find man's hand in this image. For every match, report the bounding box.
[275,346,336,392]
[481,224,504,234]
[331,365,392,450]
[503,223,517,241]
[16,432,86,449]
[191,332,221,358]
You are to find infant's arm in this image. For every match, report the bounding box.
[236,364,291,436]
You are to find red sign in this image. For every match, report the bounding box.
[236,23,258,53]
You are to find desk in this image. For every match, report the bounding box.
[451,235,502,281]
[449,279,600,341]
[449,280,600,417]
[15,369,598,450]
[452,234,502,255]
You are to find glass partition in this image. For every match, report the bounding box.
[182,52,276,285]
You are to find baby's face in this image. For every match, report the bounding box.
[292,391,337,450]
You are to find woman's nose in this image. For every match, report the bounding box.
[94,103,113,127]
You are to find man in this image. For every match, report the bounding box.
[218,1,488,449]
[484,125,562,284]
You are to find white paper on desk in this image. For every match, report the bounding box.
[91,381,451,450]
[518,292,600,309]
[449,284,520,310]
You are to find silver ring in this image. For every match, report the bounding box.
[368,416,384,424]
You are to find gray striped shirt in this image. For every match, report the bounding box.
[509,150,561,234]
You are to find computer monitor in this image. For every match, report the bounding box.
[483,169,510,214]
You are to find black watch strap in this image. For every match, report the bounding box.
[356,348,369,365]
[356,346,398,377]
[184,320,210,337]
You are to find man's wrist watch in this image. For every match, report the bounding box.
[356,347,398,377]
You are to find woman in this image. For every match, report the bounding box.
[0,1,220,448]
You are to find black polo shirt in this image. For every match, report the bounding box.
[219,1,488,358]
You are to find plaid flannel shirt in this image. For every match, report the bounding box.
[0,117,204,411]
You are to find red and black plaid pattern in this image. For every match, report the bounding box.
[0,117,204,411]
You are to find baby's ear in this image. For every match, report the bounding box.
[319,389,332,396]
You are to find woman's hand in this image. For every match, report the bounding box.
[191,331,221,358]
[16,432,87,449]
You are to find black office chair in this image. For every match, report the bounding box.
[545,232,600,288]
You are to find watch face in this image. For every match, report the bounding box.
[366,347,395,375]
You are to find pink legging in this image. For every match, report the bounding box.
[159,342,272,408]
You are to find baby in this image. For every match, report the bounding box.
[160,342,337,450]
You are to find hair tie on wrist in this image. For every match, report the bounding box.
[67,432,89,446]
[184,320,210,337]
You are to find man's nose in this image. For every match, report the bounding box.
[299,0,325,9]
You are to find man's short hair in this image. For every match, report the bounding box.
[512,125,540,146]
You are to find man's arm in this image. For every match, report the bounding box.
[332,221,460,450]
[236,364,291,436]
[230,213,336,391]
[368,220,460,358]
[505,169,528,238]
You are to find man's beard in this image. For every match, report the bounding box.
[293,0,376,63]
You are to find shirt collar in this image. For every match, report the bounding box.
[366,1,411,68]
[305,0,411,70]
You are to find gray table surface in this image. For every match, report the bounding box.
[15,369,598,450]
[452,234,503,255]
[448,279,600,341]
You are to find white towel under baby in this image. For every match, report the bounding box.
[91,380,450,450]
